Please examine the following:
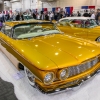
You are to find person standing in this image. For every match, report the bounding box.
[49,12,54,22]
[0,11,3,22]
[54,11,58,21]
[33,12,36,19]
[45,12,49,21]
[77,11,81,17]
[0,21,3,30]
[83,10,89,17]
[40,11,44,20]
[16,12,24,21]
[91,11,95,19]
[95,8,100,25]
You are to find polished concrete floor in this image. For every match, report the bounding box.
[0,51,100,100]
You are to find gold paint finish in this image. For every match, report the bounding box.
[0,21,100,93]
[57,20,100,41]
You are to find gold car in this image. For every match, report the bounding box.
[57,17,100,42]
[0,20,100,94]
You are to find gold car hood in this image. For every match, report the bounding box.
[93,26,100,29]
[15,34,100,70]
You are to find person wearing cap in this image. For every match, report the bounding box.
[95,8,100,25]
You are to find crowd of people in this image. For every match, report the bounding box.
[0,10,69,22]
[0,8,100,28]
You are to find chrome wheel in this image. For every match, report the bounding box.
[24,67,35,86]
[96,37,100,42]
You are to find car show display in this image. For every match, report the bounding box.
[0,20,100,94]
[57,17,100,42]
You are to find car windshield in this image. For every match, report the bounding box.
[13,23,61,39]
[59,19,98,28]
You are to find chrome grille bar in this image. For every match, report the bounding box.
[68,57,99,77]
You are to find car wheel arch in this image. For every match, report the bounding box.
[18,63,36,86]
[95,36,100,42]
[18,63,24,70]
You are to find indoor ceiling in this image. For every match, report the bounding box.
[40,0,57,2]
[4,0,10,1]
[4,0,57,1]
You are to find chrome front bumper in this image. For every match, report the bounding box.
[34,69,100,94]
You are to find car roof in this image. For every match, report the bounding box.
[5,20,51,27]
[59,17,93,21]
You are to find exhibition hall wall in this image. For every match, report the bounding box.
[4,0,100,11]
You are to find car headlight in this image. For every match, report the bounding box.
[59,68,69,80]
[44,72,54,85]
[91,57,99,66]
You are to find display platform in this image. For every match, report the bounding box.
[0,51,100,100]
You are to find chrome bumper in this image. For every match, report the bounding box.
[34,69,100,95]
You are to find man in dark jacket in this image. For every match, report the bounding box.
[83,10,89,17]
[16,13,24,21]
[95,8,100,25]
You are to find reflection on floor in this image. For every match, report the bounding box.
[0,51,100,100]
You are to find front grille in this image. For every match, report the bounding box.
[68,57,99,77]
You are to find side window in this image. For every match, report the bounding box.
[85,20,97,28]
[13,26,30,38]
[89,20,97,27]
[85,20,90,28]
[1,26,5,33]
[5,26,12,36]
[58,19,70,26]
[71,19,83,28]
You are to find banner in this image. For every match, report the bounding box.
[88,6,95,9]
[42,8,47,11]
[65,7,73,14]
[81,6,88,9]
[81,6,95,9]
[52,8,55,12]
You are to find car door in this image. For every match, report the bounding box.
[69,19,88,39]
[0,26,12,58]
[0,26,19,68]
[71,26,88,39]
[56,21,74,35]
[86,19,100,41]
[58,19,88,39]
[87,27,100,41]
